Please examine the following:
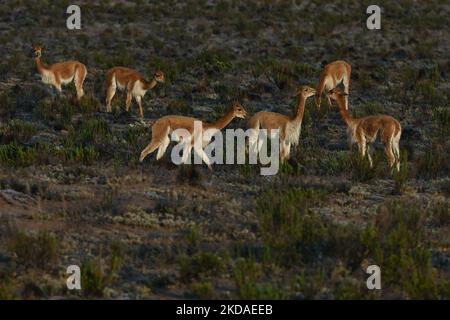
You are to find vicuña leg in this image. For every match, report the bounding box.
[140,140,160,162]
[125,91,132,113]
[248,129,259,156]
[343,75,350,110]
[139,123,170,162]
[156,136,170,160]
[327,95,333,109]
[106,83,116,113]
[384,140,395,170]
[280,141,290,161]
[392,133,401,172]
[358,136,370,166]
[193,146,212,170]
[366,145,373,168]
[135,95,144,119]
[55,83,63,97]
[75,66,87,100]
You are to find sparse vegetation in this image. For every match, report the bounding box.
[8,231,59,272]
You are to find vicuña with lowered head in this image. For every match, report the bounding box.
[328,87,401,172]
[247,85,316,161]
[106,67,165,118]
[33,45,87,101]
[316,60,351,109]
[139,101,247,169]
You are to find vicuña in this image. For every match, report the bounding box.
[106,67,164,118]
[316,60,351,109]
[247,85,316,161]
[328,87,401,171]
[139,101,247,169]
[33,45,87,101]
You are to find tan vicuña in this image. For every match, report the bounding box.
[247,86,316,161]
[33,45,87,101]
[329,87,401,172]
[106,67,164,118]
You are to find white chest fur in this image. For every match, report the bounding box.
[40,70,55,85]
[285,121,302,145]
[347,124,358,144]
[132,81,147,97]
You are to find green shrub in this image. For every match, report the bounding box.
[81,243,125,297]
[417,142,448,178]
[81,260,105,297]
[0,142,51,167]
[190,281,215,299]
[36,97,75,129]
[364,200,448,299]
[233,258,285,299]
[317,152,351,176]
[0,279,16,300]
[194,48,232,75]
[393,150,409,194]
[292,268,326,299]
[350,150,384,182]
[432,107,450,138]
[257,187,331,264]
[66,118,110,146]
[0,89,14,118]
[179,251,224,282]
[8,231,58,271]
[176,165,204,185]
[59,145,100,165]
[0,120,39,144]
[78,94,102,114]
[430,201,449,227]
[166,99,193,115]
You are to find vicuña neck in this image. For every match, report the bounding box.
[337,97,354,126]
[143,79,158,90]
[205,109,235,130]
[292,95,306,123]
[35,56,48,74]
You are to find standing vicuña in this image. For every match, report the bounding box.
[316,60,351,109]
[106,67,164,118]
[328,87,401,171]
[33,45,87,101]
[139,102,247,169]
[247,86,316,161]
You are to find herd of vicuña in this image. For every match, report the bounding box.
[33,46,402,172]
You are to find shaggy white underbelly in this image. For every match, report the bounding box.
[60,76,74,85]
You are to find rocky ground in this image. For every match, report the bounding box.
[0,0,449,299]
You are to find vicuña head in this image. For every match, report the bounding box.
[295,85,316,98]
[230,101,247,119]
[327,87,348,106]
[154,70,165,83]
[33,45,43,58]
